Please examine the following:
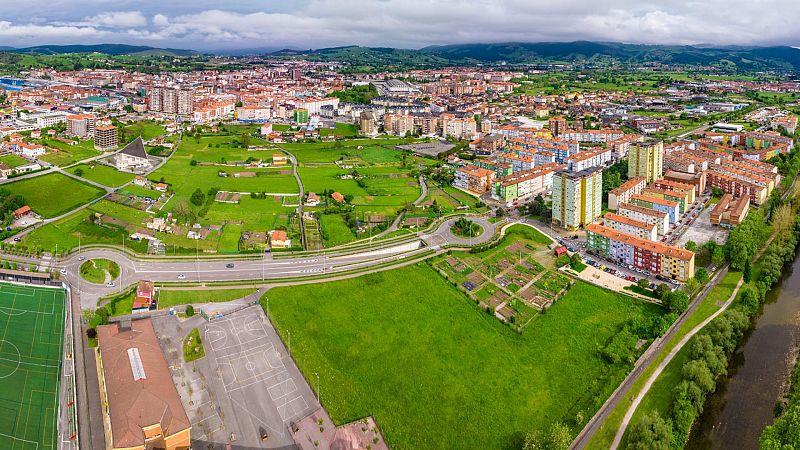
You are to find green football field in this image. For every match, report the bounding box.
[0,283,65,450]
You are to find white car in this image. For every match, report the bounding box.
[78,256,85,261]
[178,274,186,280]
[106,282,115,287]
[59,268,67,275]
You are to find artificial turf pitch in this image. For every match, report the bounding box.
[0,283,65,450]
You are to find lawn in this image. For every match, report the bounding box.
[0,154,29,169]
[79,258,120,284]
[587,270,742,449]
[158,288,257,309]
[4,172,105,218]
[183,328,205,362]
[266,264,666,449]
[318,213,356,247]
[68,163,135,188]
[36,138,99,167]
[0,283,65,450]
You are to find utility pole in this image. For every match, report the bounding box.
[287,330,291,353]
[314,371,320,402]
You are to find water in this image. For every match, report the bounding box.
[686,255,800,450]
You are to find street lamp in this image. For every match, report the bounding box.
[287,330,291,353]
[314,371,320,402]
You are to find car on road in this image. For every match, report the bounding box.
[78,256,85,261]
[59,268,67,275]
[13,237,20,242]
[106,282,115,287]
[178,274,186,280]
[226,263,235,268]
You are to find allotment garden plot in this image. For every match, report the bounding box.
[433,224,571,330]
[0,283,65,450]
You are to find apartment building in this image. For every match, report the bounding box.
[383,113,415,136]
[631,194,681,224]
[566,147,612,172]
[707,160,775,205]
[665,170,707,195]
[551,166,603,230]
[654,179,697,204]
[491,163,565,207]
[609,134,644,158]
[642,187,690,212]
[148,87,194,115]
[603,212,658,242]
[608,176,646,211]
[549,116,567,137]
[586,224,695,281]
[454,165,495,194]
[66,114,96,138]
[710,194,750,228]
[561,129,624,143]
[440,114,478,140]
[496,153,535,173]
[94,125,119,151]
[617,202,670,236]
[628,139,664,183]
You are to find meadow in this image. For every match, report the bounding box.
[266,264,665,449]
[4,172,105,218]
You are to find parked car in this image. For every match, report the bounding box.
[226,263,235,268]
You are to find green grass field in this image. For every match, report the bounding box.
[68,164,134,188]
[0,283,65,450]
[4,173,105,218]
[158,288,257,309]
[35,138,99,167]
[266,264,665,449]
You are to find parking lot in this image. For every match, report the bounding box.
[154,306,318,449]
[673,202,729,248]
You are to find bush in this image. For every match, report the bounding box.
[185,304,195,317]
[86,328,97,339]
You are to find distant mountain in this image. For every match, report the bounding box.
[9,44,198,57]
[270,41,800,72]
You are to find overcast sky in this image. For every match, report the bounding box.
[1,0,798,51]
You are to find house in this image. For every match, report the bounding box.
[96,319,191,450]
[133,176,148,187]
[270,229,291,249]
[17,142,45,158]
[13,205,31,219]
[132,280,157,312]
[305,192,320,207]
[260,123,273,136]
[0,163,13,178]
[272,154,288,166]
[554,246,568,257]
[154,183,168,192]
[331,192,345,203]
[114,137,151,172]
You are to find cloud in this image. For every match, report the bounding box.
[84,11,147,28]
[0,1,797,50]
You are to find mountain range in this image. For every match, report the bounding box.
[4,41,800,72]
[269,41,800,72]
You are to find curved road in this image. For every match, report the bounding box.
[62,215,498,307]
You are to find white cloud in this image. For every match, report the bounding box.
[0,1,798,50]
[85,11,147,28]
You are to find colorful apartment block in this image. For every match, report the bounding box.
[603,212,658,241]
[608,176,646,211]
[628,139,664,183]
[631,194,681,224]
[617,202,670,236]
[642,187,690,212]
[454,165,495,194]
[586,224,695,281]
[551,166,602,230]
[492,163,565,207]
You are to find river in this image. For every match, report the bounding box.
[686,255,800,449]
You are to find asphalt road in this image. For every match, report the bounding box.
[60,215,498,307]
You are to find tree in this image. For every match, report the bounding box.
[655,283,671,300]
[743,259,752,283]
[695,267,710,284]
[240,132,250,148]
[523,422,571,450]
[712,246,726,267]
[190,159,198,166]
[86,328,97,339]
[637,278,650,290]
[626,412,672,450]
[570,252,582,267]
[185,305,195,317]
[74,168,84,177]
[190,188,205,207]
[685,277,701,296]
[663,290,689,312]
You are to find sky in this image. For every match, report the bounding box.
[0,0,797,52]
